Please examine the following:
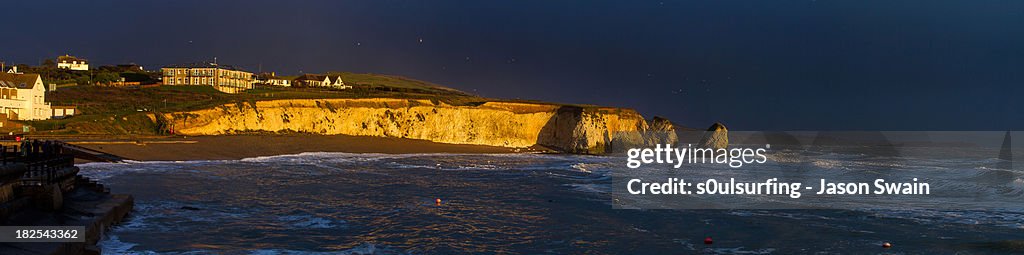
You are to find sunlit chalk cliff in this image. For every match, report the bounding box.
[159,98,676,154]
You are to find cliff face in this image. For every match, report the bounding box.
[161,98,673,154]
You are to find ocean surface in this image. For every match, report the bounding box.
[78,151,1023,254]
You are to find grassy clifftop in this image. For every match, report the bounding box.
[325,72,468,95]
[29,73,486,135]
[26,72,613,136]
[48,75,475,114]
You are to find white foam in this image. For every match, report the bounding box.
[571,162,591,173]
[277,215,343,229]
[248,243,407,255]
[703,247,776,254]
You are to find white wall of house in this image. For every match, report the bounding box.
[0,75,53,120]
[330,76,351,89]
[271,79,290,87]
[57,61,88,71]
[52,108,76,118]
[257,78,291,87]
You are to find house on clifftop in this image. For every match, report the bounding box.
[0,73,53,121]
[255,72,291,87]
[327,75,351,89]
[293,74,329,87]
[292,74,351,89]
[4,66,20,74]
[161,62,254,93]
[56,55,89,71]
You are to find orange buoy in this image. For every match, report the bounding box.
[882,242,892,248]
[435,198,442,205]
[704,237,713,245]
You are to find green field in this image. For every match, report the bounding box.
[24,73,489,135]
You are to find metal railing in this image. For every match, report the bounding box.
[20,155,75,186]
[0,140,77,186]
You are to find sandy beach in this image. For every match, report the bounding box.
[70,134,522,161]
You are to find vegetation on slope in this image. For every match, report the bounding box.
[15,63,159,86]
[20,69,613,137]
[27,73,487,135]
[325,72,467,95]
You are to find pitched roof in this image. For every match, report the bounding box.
[294,73,327,81]
[256,73,290,80]
[0,73,39,89]
[57,55,87,63]
[164,62,250,72]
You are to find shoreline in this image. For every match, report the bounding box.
[69,134,530,162]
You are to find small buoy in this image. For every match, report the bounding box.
[435,198,442,205]
[704,237,713,245]
[882,242,892,248]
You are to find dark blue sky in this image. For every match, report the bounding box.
[2,1,1021,130]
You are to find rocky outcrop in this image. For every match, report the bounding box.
[649,116,679,145]
[698,122,728,149]
[160,98,676,154]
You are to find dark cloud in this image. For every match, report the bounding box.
[2,0,1020,130]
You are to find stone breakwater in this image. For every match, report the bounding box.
[159,98,676,154]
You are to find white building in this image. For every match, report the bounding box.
[51,106,77,119]
[56,55,89,71]
[293,74,351,89]
[256,73,292,87]
[293,74,327,87]
[0,73,53,120]
[327,75,351,89]
[267,77,291,87]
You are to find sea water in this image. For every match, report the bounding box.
[79,151,1023,254]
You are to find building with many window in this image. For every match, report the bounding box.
[56,55,89,71]
[161,62,254,93]
[0,73,54,120]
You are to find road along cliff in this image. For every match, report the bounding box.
[158,98,676,154]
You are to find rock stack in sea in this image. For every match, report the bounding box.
[698,122,728,149]
[649,116,679,145]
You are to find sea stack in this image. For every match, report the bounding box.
[698,122,728,149]
[649,116,679,145]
